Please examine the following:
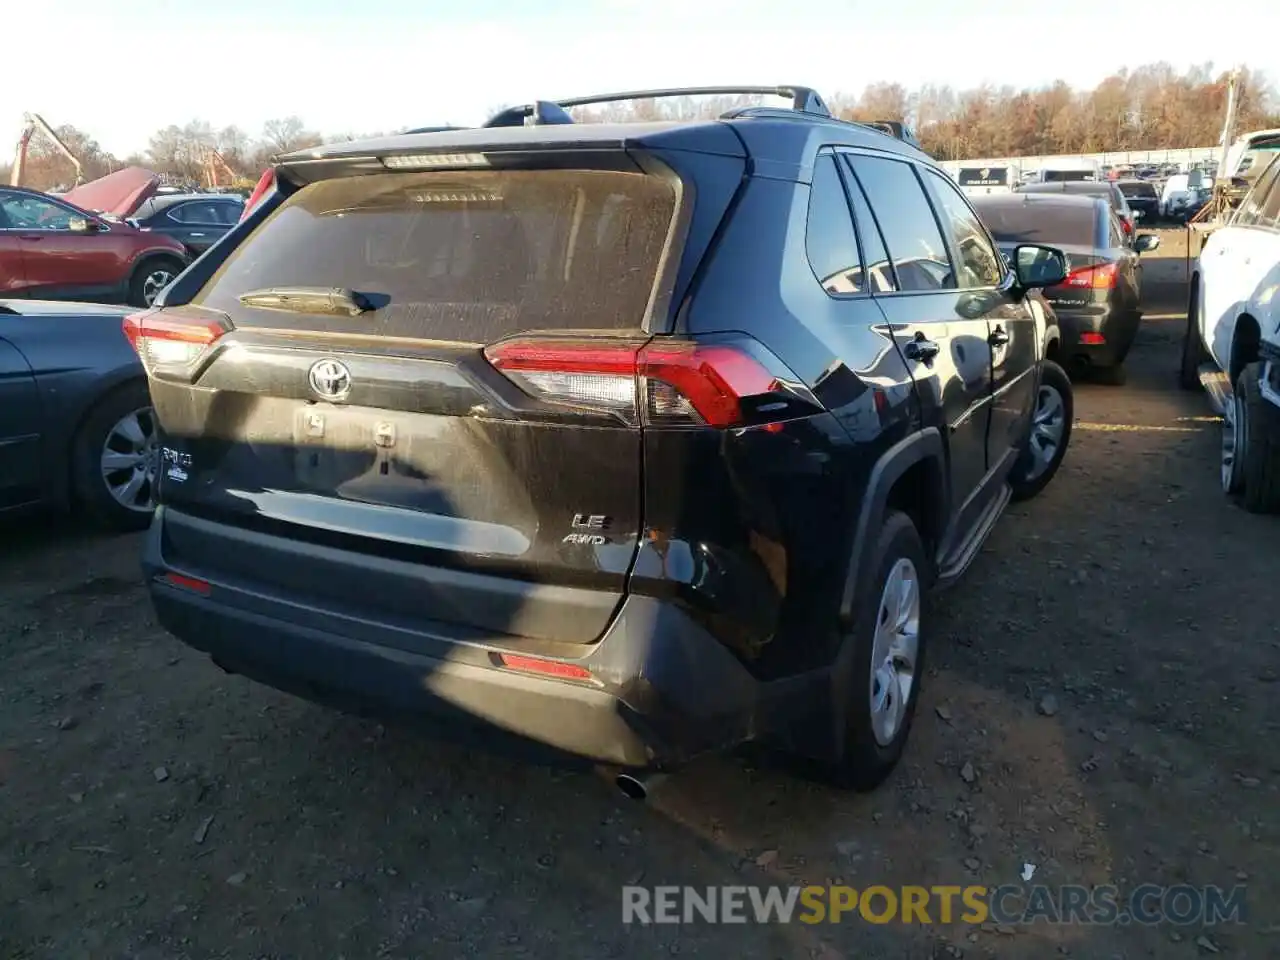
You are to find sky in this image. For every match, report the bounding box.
[6,0,1277,158]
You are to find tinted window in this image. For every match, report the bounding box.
[0,192,76,230]
[170,201,227,224]
[214,201,245,225]
[1042,169,1096,182]
[925,170,1004,288]
[192,169,677,339]
[842,171,897,293]
[844,155,954,293]
[973,199,1097,247]
[805,154,863,294]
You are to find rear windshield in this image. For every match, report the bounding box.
[192,169,677,340]
[976,201,1096,247]
[957,167,1010,187]
[1118,181,1158,199]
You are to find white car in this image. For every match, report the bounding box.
[1180,153,1280,512]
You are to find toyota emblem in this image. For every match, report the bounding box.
[308,358,352,400]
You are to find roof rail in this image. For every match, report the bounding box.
[402,125,467,135]
[483,85,832,127]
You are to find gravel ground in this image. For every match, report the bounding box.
[2,230,1277,959]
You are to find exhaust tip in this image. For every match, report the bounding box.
[615,773,650,801]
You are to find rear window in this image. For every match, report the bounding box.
[192,169,677,340]
[1118,181,1158,199]
[975,201,1096,247]
[956,167,1010,187]
[1042,169,1096,182]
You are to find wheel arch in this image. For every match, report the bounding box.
[838,427,947,631]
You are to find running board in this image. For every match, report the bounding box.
[934,482,1012,590]
[1200,365,1231,416]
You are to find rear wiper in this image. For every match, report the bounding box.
[237,287,376,317]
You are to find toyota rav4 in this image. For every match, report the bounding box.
[129,86,1073,791]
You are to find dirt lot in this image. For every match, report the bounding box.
[2,229,1277,959]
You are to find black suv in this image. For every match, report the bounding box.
[129,86,1073,792]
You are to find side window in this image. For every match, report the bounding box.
[1235,157,1280,227]
[844,155,954,293]
[805,153,864,295]
[1259,164,1280,228]
[923,169,1005,288]
[840,165,897,293]
[216,201,245,225]
[0,193,75,230]
[170,202,223,225]
[1107,212,1123,248]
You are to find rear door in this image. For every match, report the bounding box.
[841,152,996,520]
[144,165,682,645]
[165,200,234,254]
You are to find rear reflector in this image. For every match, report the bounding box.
[123,311,230,372]
[159,572,212,596]
[496,653,594,682]
[484,338,779,428]
[1060,263,1118,290]
[1079,332,1106,345]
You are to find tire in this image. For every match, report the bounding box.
[69,381,158,532]
[128,256,185,308]
[1179,285,1207,391]
[1235,363,1280,514]
[823,510,929,792]
[1008,360,1073,502]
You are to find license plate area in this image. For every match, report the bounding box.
[291,405,413,499]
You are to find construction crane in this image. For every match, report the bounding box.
[203,147,252,191]
[11,112,83,188]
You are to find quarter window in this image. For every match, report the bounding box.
[805,153,864,295]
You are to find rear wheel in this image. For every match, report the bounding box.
[823,510,928,792]
[70,381,158,532]
[1009,360,1073,501]
[1180,285,1207,390]
[128,256,184,308]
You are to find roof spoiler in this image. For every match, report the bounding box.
[483,85,834,127]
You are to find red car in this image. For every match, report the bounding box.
[0,169,189,307]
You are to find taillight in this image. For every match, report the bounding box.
[1120,218,1133,235]
[484,338,780,428]
[123,311,230,372]
[1059,263,1118,290]
[241,167,276,221]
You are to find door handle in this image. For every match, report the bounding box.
[903,334,940,365]
[989,327,1011,347]
[18,234,42,241]
[188,233,206,238]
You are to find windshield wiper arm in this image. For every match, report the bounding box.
[237,287,375,316]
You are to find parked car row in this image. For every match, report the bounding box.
[0,169,243,307]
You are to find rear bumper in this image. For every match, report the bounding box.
[142,508,810,770]
[1051,304,1141,368]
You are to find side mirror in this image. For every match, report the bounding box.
[1012,244,1068,288]
[68,217,102,233]
[1134,234,1161,254]
[1132,209,1144,220]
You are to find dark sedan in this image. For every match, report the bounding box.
[972,193,1159,383]
[1016,179,1139,241]
[0,299,155,531]
[128,193,245,257]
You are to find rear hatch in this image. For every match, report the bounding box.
[133,161,710,646]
